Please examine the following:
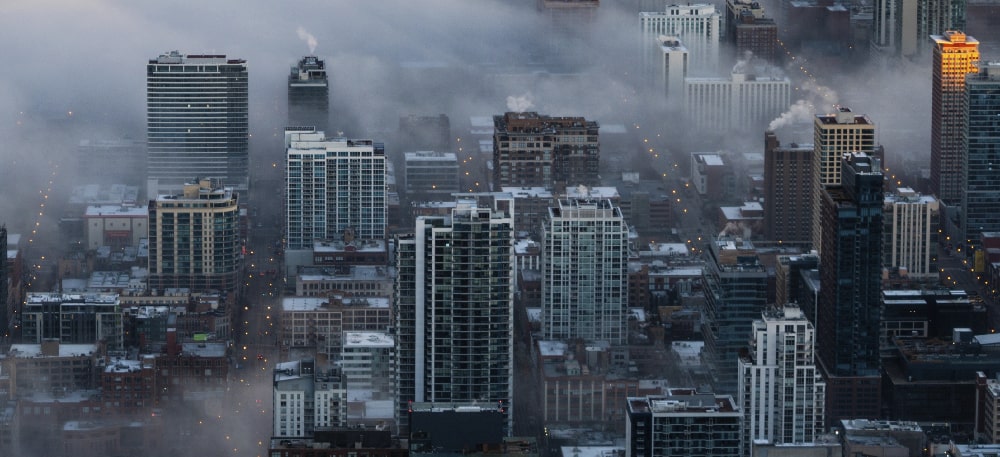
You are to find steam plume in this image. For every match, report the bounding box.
[506,94,534,113]
[297,26,317,54]
[768,80,839,130]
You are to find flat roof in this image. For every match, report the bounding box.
[343,332,394,348]
[9,344,98,358]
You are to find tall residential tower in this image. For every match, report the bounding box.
[146,51,248,197]
[542,197,629,345]
[962,61,1000,248]
[288,56,330,132]
[930,31,979,206]
[395,193,514,435]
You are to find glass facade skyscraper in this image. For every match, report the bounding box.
[963,62,1000,248]
[147,51,248,197]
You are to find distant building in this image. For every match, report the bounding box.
[279,295,392,360]
[738,304,825,455]
[764,131,814,244]
[625,390,742,457]
[272,359,347,437]
[146,51,248,197]
[817,153,884,424]
[963,61,1000,248]
[501,187,555,236]
[684,64,789,133]
[691,153,735,201]
[101,358,156,416]
[493,112,599,190]
[7,342,102,398]
[881,289,985,346]
[404,151,460,196]
[83,205,148,251]
[883,188,939,281]
[811,107,876,253]
[931,31,979,206]
[725,0,778,62]
[839,419,926,457]
[295,265,394,299]
[657,36,688,101]
[542,198,629,345]
[870,0,966,59]
[341,331,395,398]
[21,293,123,352]
[640,4,721,77]
[147,178,240,293]
[77,139,145,187]
[288,56,329,132]
[398,114,451,152]
[395,194,514,435]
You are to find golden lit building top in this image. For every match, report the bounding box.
[930,30,979,204]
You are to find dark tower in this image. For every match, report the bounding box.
[288,56,330,132]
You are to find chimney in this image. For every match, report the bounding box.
[166,328,181,356]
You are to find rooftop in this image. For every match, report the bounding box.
[343,332,394,348]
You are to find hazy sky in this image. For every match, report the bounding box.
[0,0,935,230]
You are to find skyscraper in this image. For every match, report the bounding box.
[288,56,330,132]
[811,107,876,253]
[871,0,967,59]
[702,237,769,394]
[963,61,1000,248]
[492,112,599,190]
[764,131,814,244]
[640,3,721,77]
[883,188,939,281]
[817,152,884,424]
[738,304,825,456]
[147,178,241,292]
[146,51,248,197]
[930,31,979,206]
[395,193,514,435]
[284,128,386,251]
[541,197,629,345]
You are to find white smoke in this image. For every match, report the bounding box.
[767,80,839,131]
[297,26,318,55]
[506,93,534,113]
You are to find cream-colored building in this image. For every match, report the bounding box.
[84,205,148,251]
[148,178,240,292]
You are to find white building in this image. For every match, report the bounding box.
[341,331,395,398]
[738,304,825,456]
[640,3,720,78]
[685,65,790,133]
[883,188,939,281]
[542,198,629,345]
[272,359,346,438]
[285,128,386,250]
[658,36,689,100]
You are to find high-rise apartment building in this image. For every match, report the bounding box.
[541,198,629,345]
[146,51,248,197]
[811,108,876,253]
[931,31,979,206]
[883,188,939,281]
[963,61,1000,248]
[341,331,395,399]
[764,131,814,244]
[640,4,721,77]
[726,0,778,62]
[395,193,514,435]
[738,304,825,456]
[492,112,599,190]
[147,178,241,292]
[272,359,347,438]
[817,153,884,424]
[658,36,689,101]
[285,128,386,251]
[871,0,967,59]
[685,65,789,133]
[288,56,329,132]
[626,390,742,457]
[702,238,769,394]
